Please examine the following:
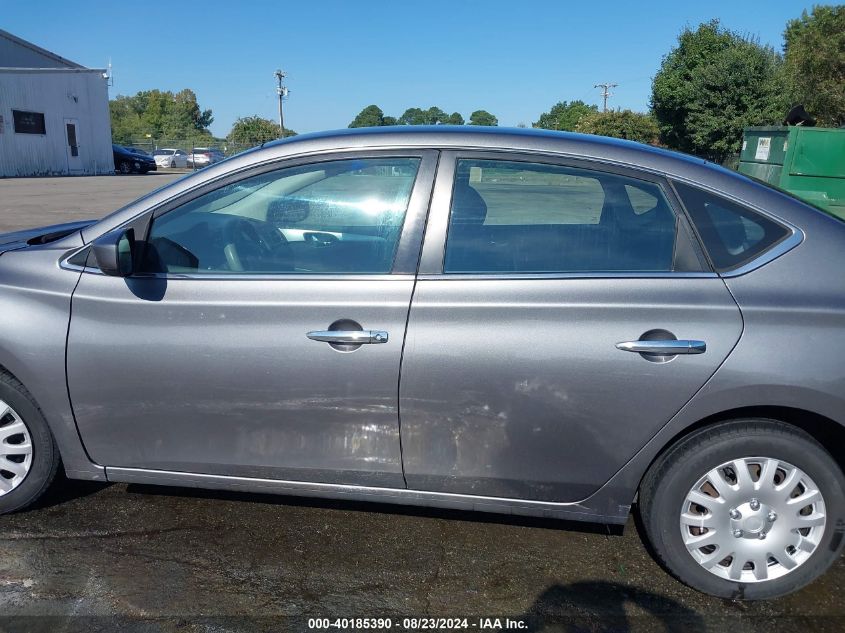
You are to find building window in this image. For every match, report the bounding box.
[12,110,46,135]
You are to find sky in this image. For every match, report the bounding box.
[4,0,812,138]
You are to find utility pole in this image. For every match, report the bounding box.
[274,69,288,138]
[594,82,618,112]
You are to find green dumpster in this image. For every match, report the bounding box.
[739,126,845,220]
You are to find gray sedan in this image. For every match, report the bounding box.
[0,127,842,600]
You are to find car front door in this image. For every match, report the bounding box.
[399,152,743,502]
[67,151,436,487]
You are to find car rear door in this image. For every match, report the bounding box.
[67,151,436,487]
[399,151,743,502]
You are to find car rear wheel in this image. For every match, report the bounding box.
[639,419,845,599]
[0,373,60,514]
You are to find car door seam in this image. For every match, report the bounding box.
[397,150,441,489]
[63,254,102,466]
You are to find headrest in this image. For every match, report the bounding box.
[451,179,488,225]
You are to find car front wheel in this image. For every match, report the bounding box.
[0,372,59,514]
[639,419,845,600]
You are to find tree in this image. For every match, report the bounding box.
[398,107,426,125]
[227,116,296,145]
[469,110,498,126]
[783,5,845,126]
[651,20,787,162]
[109,89,214,144]
[352,106,481,127]
[169,89,213,135]
[575,110,660,144]
[533,100,597,131]
[398,106,450,125]
[425,107,448,125]
[349,105,390,128]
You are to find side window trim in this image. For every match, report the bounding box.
[418,150,711,277]
[661,179,713,273]
[669,179,802,277]
[80,150,437,278]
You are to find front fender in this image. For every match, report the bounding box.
[0,240,105,481]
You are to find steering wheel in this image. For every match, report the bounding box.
[221,217,275,272]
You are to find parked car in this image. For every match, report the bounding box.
[112,144,156,174]
[153,148,189,169]
[187,147,223,168]
[1,128,843,600]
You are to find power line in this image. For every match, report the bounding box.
[274,69,289,138]
[594,82,618,112]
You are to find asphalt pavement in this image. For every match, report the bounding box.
[0,174,843,632]
[0,172,184,232]
[2,477,844,632]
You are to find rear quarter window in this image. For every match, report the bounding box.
[673,181,790,272]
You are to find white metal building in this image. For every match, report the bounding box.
[0,30,113,177]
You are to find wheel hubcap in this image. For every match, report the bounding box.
[730,499,776,538]
[680,457,826,583]
[0,400,33,496]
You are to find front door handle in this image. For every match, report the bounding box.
[307,330,389,344]
[616,339,706,355]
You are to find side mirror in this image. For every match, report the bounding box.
[92,227,135,276]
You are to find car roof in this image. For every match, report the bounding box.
[262,125,710,169]
[251,126,807,210]
[245,125,764,191]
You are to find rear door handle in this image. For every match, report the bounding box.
[616,339,706,355]
[307,330,389,344]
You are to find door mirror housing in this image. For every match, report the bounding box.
[93,228,135,276]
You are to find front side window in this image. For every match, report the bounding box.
[141,157,420,274]
[673,182,790,272]
[443,159,678,273]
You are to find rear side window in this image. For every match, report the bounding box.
[443,159,678,273]
[674,182,790,272]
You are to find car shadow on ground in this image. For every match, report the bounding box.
[518,581,706,632]
[122,483,625,536]
[25,471,111,512]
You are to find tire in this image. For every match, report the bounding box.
[639,419,845,600]
[118,161,131,175]
[0,372,60,514]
